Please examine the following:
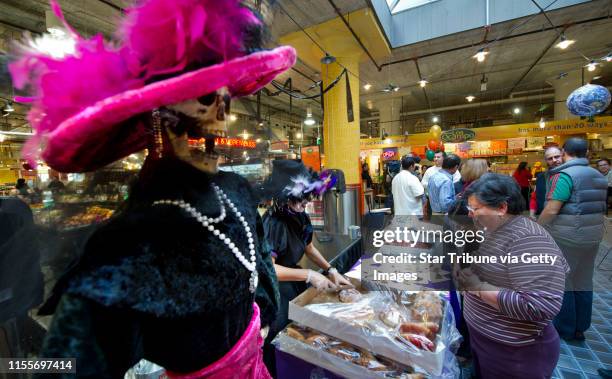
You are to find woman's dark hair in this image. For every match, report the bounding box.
[362,163,368,170]
[16,179,26,188]
[464,173,525,214]
[517,161,528,171]
[563,137,588,158]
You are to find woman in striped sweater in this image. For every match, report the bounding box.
[457,173,568,379]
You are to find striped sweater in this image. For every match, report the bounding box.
[464,216,568,346]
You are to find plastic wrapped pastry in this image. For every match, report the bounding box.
[338,288,362,303]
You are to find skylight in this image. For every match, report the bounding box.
[386,0,439,14]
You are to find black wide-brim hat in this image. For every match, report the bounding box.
[260,160,335,203]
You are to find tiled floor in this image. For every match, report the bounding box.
[553,242,612,379]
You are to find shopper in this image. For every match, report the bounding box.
[512,161,532,209]
[539,138,607,340]
[362,162,374,189]
[421,151,461,190]
[392,156,425,215]
[596,158,611,208]
[458,173,567,379]
[529,146,563,218]
[261,160,349,374]
[10,0,297,376]
[427,154,461,214]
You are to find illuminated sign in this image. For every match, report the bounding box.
[382,148,398,160]
[189,137,256,149]
[441,128,476,143]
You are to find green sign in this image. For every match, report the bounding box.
[441,128,476,143]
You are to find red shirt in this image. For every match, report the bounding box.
[513,169,532,188]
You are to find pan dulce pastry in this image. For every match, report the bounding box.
[399,322,439,341]
[399,333,435,352]
[334,305,375,324]
[380,307,406,328]
[411,292,443,322]
[306,334,329,348]
[286,326,306,341]
[338,288,362,303]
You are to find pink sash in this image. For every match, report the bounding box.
[165,303,272,379]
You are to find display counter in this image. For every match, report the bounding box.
[297,232,362,274]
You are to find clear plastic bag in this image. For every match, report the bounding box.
[289,282,461,376]
[124,359,167,379]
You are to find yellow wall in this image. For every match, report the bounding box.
[0,169,17,185]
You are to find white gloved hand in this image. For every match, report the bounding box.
[306,269,336,291]
[327,268,353,287]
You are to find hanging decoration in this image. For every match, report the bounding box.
[429,124,441,138]
[425,149,435,161]
[566,84,611,118]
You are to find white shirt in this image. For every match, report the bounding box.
[392,170,425,215]
[421,166,461,194]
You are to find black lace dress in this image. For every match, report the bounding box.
[37,157,279,378]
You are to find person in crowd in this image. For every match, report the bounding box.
[421,151,461,190]
[11,178,32,203]
[261,160,349,373]
[457,173,567,378]
[392,156,424,216]
[529,146,563,219]
[453,158,488,196]
[596,158,611,208]
[362,162,374,189]
[512,161,532,209]
[47,175,66,193]
[421,164,430,179]
[10,0,297,376]
[427,154,461,215]
[538,138,607,340]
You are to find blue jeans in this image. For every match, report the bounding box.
[553,242,599,338]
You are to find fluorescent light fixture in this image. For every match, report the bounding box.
[304,107,316,126]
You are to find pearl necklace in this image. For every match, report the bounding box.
[152,183,258,293]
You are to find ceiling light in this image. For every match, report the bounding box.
[382,84,399,93]
[320,53,336,65]
[586,60,597,72]
[3,102,14,113]
[473,49,488,63]
[0,134,5,143]
[418,79,428,88]
[539,117,545,128]
[465,95,475,102]
[258,122,264,127]
[242,129,249,139]
[229,114,238,122]
[513,107,521,115]
[304,107,316,126]
[480,75,488,92]
[256,138,261,143]
[432,116,439,123]
[363,83,372,91]
[602,53,612,62]
[296,132,303,139]
[555,35,575,50]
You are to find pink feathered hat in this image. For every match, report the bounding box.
[10,0,296,172]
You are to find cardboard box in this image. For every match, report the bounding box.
[288,279,456,376]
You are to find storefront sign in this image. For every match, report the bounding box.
[189,137,257,149]
[441,128,476,143]
[507,138,525,149]
[382,148,398,160]
[360,136,407,149]
[526,137,546,150]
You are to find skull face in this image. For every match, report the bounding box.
[167,87,230,138]
[160,87,232,174]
